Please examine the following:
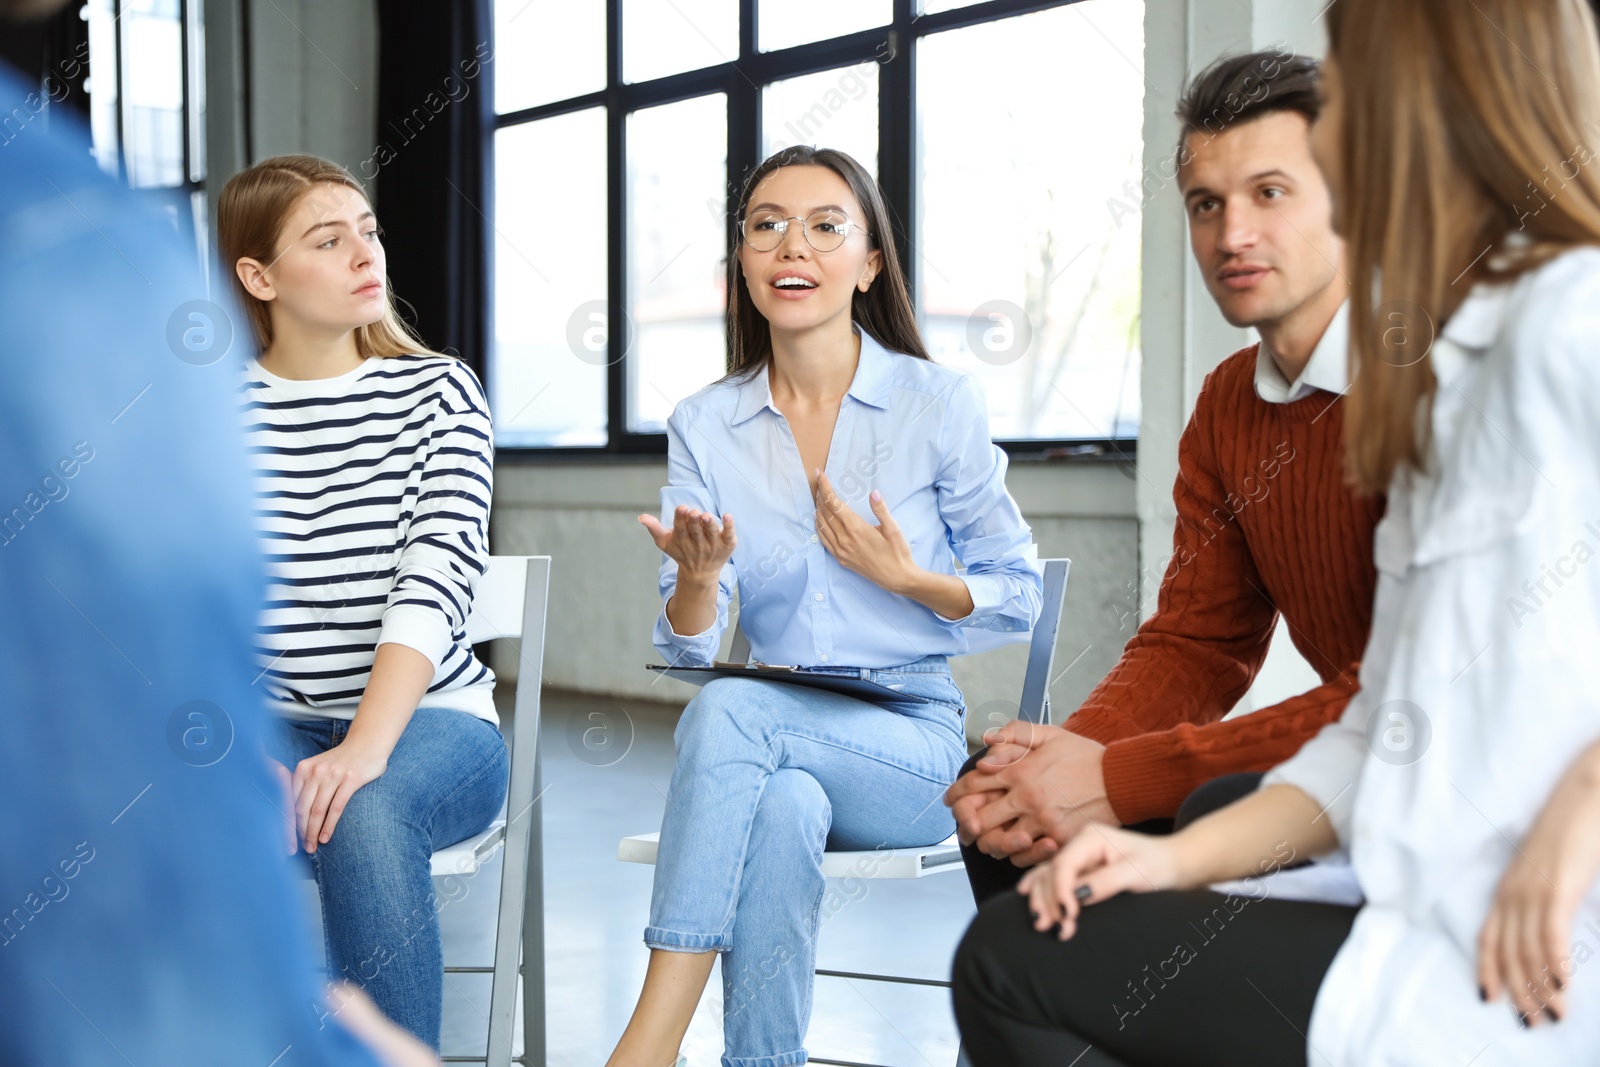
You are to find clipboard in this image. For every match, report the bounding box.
[645,663,934,703]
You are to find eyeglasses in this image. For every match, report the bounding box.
[741,209,867,253]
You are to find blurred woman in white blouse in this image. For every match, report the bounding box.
[951,1,1600,1064]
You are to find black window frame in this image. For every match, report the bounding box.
[490,0,1139,463]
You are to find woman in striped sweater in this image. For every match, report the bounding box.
[219,154,508,1050]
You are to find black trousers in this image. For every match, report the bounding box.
[950,753,1356,1065]
[952,885,1358,1066]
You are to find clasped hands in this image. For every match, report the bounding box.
[946,719,1116,866]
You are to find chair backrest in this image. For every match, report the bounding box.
[465,555,551,748]
[467,556,534,643]
[1017,558,1070,725]
[726,557,1071,726]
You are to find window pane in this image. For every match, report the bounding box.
[627,95,728,433]
[121,0,185,188]
[918,0,981,13]
[918,1,1144,440]
[187,0,205,184]
[758,0,891,52]
[493,109,608,447]
[86,0,120,178]
[495,0,605,113]
[623,0,738,83]
[761,63,878,177]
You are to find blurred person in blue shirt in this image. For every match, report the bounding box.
[0,6,433,1064]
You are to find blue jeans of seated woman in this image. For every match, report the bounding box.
[647,655,968,1067]
[267,707,510,1051]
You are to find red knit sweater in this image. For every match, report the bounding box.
[1066,345,1385,824]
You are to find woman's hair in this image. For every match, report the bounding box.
[1326,0,1600,493]
[217,154,446,360]
[724,146,928,379]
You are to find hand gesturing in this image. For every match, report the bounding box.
[812,470,916,594]
[638,504,737,582]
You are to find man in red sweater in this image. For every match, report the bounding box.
[946,50,1385,901]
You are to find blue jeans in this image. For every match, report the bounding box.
[267,707,510,1050]
[647,655,968,1067]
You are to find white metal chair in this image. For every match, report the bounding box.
[296,556,550,1067]
[618,558,1071,1067]
[443,555,551,1066]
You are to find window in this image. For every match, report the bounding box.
[490,0,1143,455]
[74,0,209,263]
[918,3,1144,440]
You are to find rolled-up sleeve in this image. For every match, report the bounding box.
[651,407,736,666]
[377,363,492,667]
[933,375,1043,632]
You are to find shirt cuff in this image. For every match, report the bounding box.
[377,603,454,668]
[934,572,1006,627]
[652,604,720,667]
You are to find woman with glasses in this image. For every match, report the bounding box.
[952,1,1600,1063]
[605,146,1044,1066]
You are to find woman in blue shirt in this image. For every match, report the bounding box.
[606,146,1044,1066]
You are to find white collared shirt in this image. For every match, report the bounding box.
[1262,246,1600,1064]
[1253,301,1350,404]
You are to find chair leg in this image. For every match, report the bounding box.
[486,827,526,1066]
[521,745,546,1066]
[487,735,543,1065]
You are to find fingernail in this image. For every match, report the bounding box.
[870,489,881,502]
[1075,884,1093,902]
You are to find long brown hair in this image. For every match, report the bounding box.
[217,154,447,360]
[1327,0,1600,492]
[725,146,927,379]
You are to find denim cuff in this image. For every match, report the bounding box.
[642,925,731,953]
[721,1049,808,1067]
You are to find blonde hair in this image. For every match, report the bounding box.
[217,154,447,360]
[1327,0,1600,493]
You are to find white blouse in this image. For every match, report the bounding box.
[1262,245,1600,1065]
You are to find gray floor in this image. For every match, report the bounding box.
[298,687,977,1065]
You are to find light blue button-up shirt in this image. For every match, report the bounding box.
[652,326,1044,669]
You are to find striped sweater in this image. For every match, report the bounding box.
[241,353,497,724]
